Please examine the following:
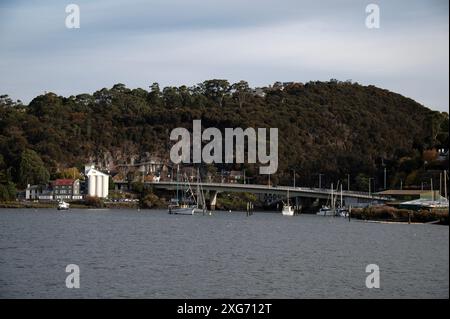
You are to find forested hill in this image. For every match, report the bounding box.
[0,80,448,195]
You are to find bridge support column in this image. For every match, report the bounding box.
[210,191,218,211]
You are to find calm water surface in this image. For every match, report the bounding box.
[0,209,448,298]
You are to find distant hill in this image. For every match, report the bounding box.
[0,80,448,195]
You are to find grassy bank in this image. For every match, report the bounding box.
[351,206,449,225]
[0,201,55,209]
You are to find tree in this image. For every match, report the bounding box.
[422,149,438,163]
[18,149,49,187]
[60,167,81,179]
[111,83,128,93]
[163,87,182,108]
[231,81,250,108]
[0,94,14,108]
[148,82,163,106]
[355,174,370,192]
[199,79,230,107]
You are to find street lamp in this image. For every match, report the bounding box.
[292,169,296,188]
[318,173,324,189]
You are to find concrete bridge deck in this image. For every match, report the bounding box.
[116,181,389,202]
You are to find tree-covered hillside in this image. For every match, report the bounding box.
[0,80,448,199]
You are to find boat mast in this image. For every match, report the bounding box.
[445,170,448,201]
[196,167,200,208]
[176,164,179,204]
[331,183,334,210]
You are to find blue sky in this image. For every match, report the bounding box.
[0,0,448,112]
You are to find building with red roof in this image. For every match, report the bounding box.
[52,179,81,200]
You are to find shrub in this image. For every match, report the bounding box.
[84,195,103,208]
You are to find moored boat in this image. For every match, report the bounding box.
[168,203,195,215]
[282,189,295,216]
[57,200,70,210]
[282,204,294,216]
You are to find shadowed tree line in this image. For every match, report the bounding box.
[0,80,448,200]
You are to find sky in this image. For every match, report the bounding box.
[0,0,448,112]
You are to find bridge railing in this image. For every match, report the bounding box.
[143,181,389,200]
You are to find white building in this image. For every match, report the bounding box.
[25,184,41,200]
[85,166,109,198]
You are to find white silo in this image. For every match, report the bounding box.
[96,175,102,197]
[102,175,109,198]
[88,174,96,196]
[85,166,109,198]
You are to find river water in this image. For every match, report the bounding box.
[0,209,448,298]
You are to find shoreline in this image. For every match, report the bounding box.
[1,202,448,225]
[0,201,139,209]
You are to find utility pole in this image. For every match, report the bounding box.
[400,179,403,190]
[293,170,296,188]
[243,169,246,184]
[384,167,387,190]
[369,178,373,199]
[431,178,434,201]
[319,174,324,189]
[347,174,350,191]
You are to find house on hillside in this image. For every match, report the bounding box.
[438,148,449,162]
[228,170,244,184]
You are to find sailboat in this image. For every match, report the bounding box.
[193,168,207,214]
[336,184,349,217]
[282,189,294,216]
[168,167,205,215]
[317,182,349,217]
[317,183,336,216]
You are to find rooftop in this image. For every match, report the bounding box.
[52,179,75,186]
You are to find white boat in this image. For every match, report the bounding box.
[336,207,349,217]
[168,204,195,215]
[57,200,70,210]
[316,182,349,217]
[316,206,335,216]
[168,167,206,216]
[317,183,336,216]
[282,189,295,216]
[282,205,294,216]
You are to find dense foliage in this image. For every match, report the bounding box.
[0,80,448,194]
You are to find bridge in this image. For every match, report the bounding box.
[115,181,390,209]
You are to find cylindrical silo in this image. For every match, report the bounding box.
[96,175,102,197]
[88,175,95,196]
[102,175,109,198]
